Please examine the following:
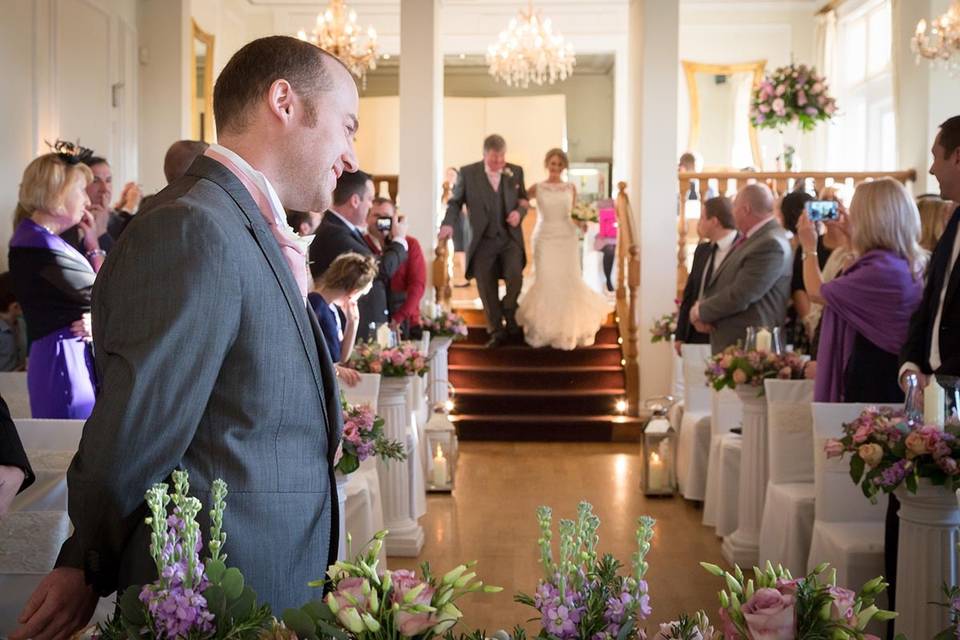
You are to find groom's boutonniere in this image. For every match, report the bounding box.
[502,166,514,179]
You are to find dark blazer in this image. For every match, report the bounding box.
[0,395,34,494]
[55,156,342,612]
[676,241,712,345]
[309,212,407,341]
[902,206,960,376]
[442,161,527,279]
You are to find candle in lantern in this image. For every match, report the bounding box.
[924,377,946,429]
[755,328,772,352]
[432,444,448,487]
[376,324,392,348]
[648,451,666,490]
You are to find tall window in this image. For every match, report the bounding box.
[828,0,895,171]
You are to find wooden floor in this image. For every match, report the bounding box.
[390,442,730,635]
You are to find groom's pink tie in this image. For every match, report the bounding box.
[486,170,501,192]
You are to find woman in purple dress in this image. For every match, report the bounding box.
[9,146,105,419]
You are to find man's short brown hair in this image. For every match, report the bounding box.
[213,36,338,135]
[939,115,960,159]
[703,196,735,230]
[483,134,506,153]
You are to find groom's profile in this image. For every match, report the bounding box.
[13,36,356,637]
[439,134,528,347]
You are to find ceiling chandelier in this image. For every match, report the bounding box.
[486,0,576,89]
[297,0,378,86]
[912,0,960,73]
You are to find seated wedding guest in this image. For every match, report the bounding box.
[61,154,141,254]
[309,253,378,388]
[10,147,102,419]
[139,140,211,213]
[0,395,34,517]
[0,273,25,371]
[675,196,737,356]
[917,194,953,252]
[690,183,792,354]
[286,209,323,236]
[369,199,426,338]
[309,169,408,341]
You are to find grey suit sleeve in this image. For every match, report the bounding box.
[442,169,467,228]
[56,204,241,594]
[698,237,788,324]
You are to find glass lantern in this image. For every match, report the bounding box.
[424,403,458,492]
[745,326,782,354]
[641,396,677,496]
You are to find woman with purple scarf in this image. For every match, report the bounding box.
[9,145,105,419]
[798,177,927,631]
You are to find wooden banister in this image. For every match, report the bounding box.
[615,181,641,417]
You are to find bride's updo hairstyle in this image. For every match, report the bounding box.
[544,148,569,169]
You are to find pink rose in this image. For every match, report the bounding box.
[777,366,792,379]
[369,360,383,373]
[858,443,884,467]
[333,576,371,612]
[760,104,771,114]
[413,357,426,371]
[939,457,959,475]
[391,351,406,366]
[827,586,857,624]
[733,369,748,385]
[775,84,787,96]
[391,570,437,636]
[720,355,734,369]
[775,578,801,596]
[742,588,796,640]
[772,98,786,116]
[811,82,823,94]
[853,423,873,444]
[717,606,739,640]
[905,431,929,458]
[796,90,808,107]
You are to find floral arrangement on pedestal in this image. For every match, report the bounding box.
[514,502,655,640]
[94,471,273,638]
[336,397,406,475]
[282,531,501,640]
[421,309,469,341]
[705,345,807,393]
[750,63,838,133]
[824,406,960,502]
[348,342,429,377]
[650,306,679,344]
[700,560,895,639]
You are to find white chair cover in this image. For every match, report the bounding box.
[342,373,382,411]
[0,372,30,419]
[404,378,427,520]
[758,380,816,576]
[703,388,743,527]
[807,403,892,590]
[715,434,742,537]
[677,344,712,500]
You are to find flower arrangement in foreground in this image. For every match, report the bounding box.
[700,560,895,640]
[337,397,406,476]
[705,345,806,393]
[348,341,429,377]
[824,405,960,503]
[421,309,469,341]
[514,502,655,640]
[750,63,837,132]
[94,470,272,638]
[282,530,501,640]
[650,310,678,344]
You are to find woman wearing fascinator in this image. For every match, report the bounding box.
[9,141,104,419]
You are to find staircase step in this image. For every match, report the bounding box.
[462,324,620,346]
[449,364,624,391]
[449,344,623,368]
[453,388,626,416]
[452,414,644,442]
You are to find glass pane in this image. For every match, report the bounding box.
[845,98,867,171]
[879,107,896,171]
[843,18,867,86]
[867,3,892,76]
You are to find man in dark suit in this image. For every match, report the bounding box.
[901,115,960,387]
[675,196,737,355]
[438,134,528,347]
[309,170,408,342]
[13,36,356,637]
[0,396,34,517]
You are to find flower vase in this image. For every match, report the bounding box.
[722,388,769,567]
[335,471,350,561]
[894,479,960,640]
[428,336,454,408]
[376,376,424,556]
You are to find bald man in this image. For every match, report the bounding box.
[163,140,210,184]
[690,183,793,353]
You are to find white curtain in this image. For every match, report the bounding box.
[813,9,838,171]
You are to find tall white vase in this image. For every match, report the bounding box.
[894,480,960,640]
[336,472,349,561]
[723,388,769,567]
[428,336,454,408]
[377,376,425,557]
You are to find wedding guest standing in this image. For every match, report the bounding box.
[9,149,102,419]
[369,199,426,338]
[61,154,141,254]
[917,194,953,252]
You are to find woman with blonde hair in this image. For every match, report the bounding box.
[917,194,953,252]
[9,145,104,418]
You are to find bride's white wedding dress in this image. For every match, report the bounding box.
[517,181,612,350]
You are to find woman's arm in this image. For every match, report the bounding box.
[339,299,360,363]
[797,212,826,303]
[79,211,104,273]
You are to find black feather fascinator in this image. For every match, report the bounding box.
[45,139,95,165]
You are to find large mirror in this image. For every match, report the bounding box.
[191,19,215,142]
[682,60,765,170]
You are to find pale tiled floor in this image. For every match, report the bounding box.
[390,442,730,635]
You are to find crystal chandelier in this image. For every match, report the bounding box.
[912,0,960,73]
[297,0,378,86]
[486,1,576,88]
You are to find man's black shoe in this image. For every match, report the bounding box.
[485,332,508,348]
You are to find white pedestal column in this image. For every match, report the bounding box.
[336,472,349,561]
[722,389,769,567]
[894,481,960,640]
[377,377,424,557]
[428,336,453,407]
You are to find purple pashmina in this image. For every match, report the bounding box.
[815,249,923,402]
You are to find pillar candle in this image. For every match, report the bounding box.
[755,328,772,352]
[432,445,448,487]
[924,377,946,429]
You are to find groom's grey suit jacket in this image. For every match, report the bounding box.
[55,156,342,611]
[698,217,792,354]
[442,161,527,279]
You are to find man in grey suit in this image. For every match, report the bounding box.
[439,135,528,347]
[13,36,357,637]
[690,183,792,354]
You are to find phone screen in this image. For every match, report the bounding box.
[804,200,839,222]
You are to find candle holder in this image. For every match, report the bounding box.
[641,396,677,496]
[424,403,458,492]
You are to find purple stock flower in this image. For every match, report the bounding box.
[875,459,912,488]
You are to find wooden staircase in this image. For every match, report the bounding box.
[448,308,644,441]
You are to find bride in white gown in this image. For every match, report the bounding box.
[517,148,612,350]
